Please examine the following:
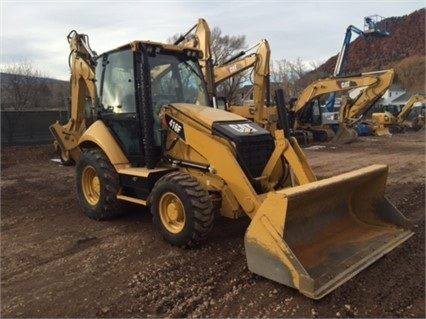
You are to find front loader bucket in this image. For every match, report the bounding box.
[331,124,358,144]
[245,164,413,300]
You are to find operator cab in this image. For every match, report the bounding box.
[296,98,323,126]
[94,42,209,166]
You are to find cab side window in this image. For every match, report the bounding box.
[99,50,136,114]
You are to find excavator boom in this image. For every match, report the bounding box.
[293,75,379,114]
[291,72,386,142]
[49,30,98,163]
[216,40,271,125]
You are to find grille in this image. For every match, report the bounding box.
[236,137,274,179]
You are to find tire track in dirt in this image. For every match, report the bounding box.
[1,133,424,318]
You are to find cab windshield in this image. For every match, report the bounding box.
[149,52,209,107]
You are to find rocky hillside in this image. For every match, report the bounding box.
[304,8,425,92]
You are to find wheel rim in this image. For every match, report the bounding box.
[81,165,101,206]
[159,192,185,234]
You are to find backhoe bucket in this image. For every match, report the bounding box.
[374,126,392,136]
[245,164,413,300]
[331,124,358,144]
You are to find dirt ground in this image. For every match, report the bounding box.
[1,131,425,318]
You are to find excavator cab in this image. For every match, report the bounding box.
[297,99,323,126]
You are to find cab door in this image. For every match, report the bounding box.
[95,49,145,165]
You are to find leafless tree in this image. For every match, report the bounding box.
[1,61,50,143]
[270,58,311,101]
[309,59,325,71]
[210,27,249,104]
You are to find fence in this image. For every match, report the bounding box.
[1,110,69,146]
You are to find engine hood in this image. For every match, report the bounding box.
[168,103,248,127]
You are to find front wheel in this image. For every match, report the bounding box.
[76,148,125,220]
[150,172,214,248]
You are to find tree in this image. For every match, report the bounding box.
[270,58,313,101]
[0,61,49,143]
[210,28,250,104]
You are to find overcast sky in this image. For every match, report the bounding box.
[1,0,424,80]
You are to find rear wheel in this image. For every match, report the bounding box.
[150,171,214,248]
[76,148,124,220]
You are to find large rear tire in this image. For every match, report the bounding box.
[150,171,214,248]
[76,148,125,220]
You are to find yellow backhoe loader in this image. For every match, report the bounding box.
[50,30,413,300]
[371,94,426,136]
